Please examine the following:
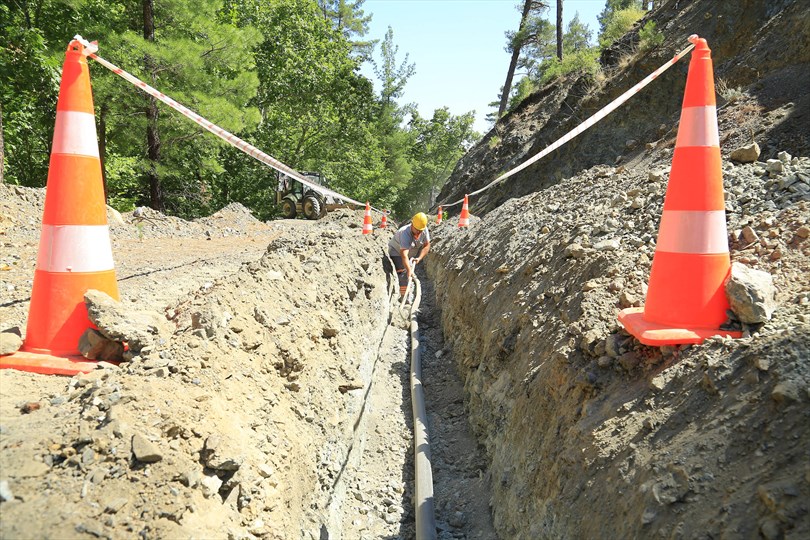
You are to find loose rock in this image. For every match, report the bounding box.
[131,433,163,463]
[725,262,777,323]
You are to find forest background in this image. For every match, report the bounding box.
[1,0,658,219]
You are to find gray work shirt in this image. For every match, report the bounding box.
[388,224,430,257]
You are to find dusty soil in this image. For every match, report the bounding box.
[0,189,494,539]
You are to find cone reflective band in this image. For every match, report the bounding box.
[362,202,373,235]
[618,36,740,346]
[1,39,119,375]
[436,207,442,225]
[458,196,470,228]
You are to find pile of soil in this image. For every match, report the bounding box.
[0,204,396,538]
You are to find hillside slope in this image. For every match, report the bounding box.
[438,0,810,215]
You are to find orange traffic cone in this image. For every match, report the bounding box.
[1,39,120,375]
[618,35,741,346]
[380,210,388,229]
[362,202,373,235]
[458,195,470,228]
[436,206,443,225]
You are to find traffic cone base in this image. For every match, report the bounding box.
[25,270,118,354]
[618,308,741,346]
[643,252,730,328]
[0,351,101,376]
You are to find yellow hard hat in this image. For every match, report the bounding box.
[412,212,428,230]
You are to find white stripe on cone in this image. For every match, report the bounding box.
[52,111,100,158]
[655,210,729,254]
[37,225,115,272]
[675,106,719,148]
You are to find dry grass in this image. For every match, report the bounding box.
[716,78,747,104]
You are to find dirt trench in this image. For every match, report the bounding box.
[0,192,495,539]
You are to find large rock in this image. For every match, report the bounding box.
[131,433,163,463]
[0,331,23,355]
[84,290,172,353]
[201,435,244,471]
[729,142,761,163]
[78,329,125,361]
[725,262,777,323]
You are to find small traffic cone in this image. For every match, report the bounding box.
[1,39,120,375]
[380,210,388,229]
[458,195,470,228]
[362,202,373,235]
[436,206,443,225]
[618,35,741,346]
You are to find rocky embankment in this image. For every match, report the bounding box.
[427,153,810,538]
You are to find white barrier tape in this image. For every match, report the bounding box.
[440,40,696,209]
[72,35,384,215]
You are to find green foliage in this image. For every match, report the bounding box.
[508,77,537,111]
[539,46,601,85]
[393,107,478,217]
[492,11,599,119]
[104,153,141,211]
[563,14,593,53]
[2,0,476,224]
[638,20,664,50]
[598,6,646,48]
[317,0,374,59]
[0,17,62,187]
[597,0,644,35]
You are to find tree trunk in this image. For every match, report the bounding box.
[498,0,533,118]
[556,0,563,61]
[0,101,5,184]
[98,102,108,201]
[143,0,164,211]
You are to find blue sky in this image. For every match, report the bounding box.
[361,0,604,134]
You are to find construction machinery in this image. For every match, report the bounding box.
[276,171,350,220]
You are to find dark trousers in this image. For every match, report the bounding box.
[385,254,408,296]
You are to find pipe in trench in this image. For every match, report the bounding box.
[408,274,437,540]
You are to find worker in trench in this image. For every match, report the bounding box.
[387,212,431,301]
